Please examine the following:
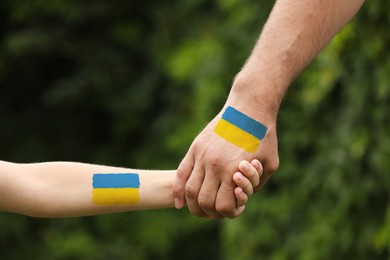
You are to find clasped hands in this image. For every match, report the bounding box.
[173,108,279,219]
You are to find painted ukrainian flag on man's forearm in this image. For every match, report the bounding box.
[92,173,140,205]
[215,106,267,153]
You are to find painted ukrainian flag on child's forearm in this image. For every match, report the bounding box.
[92,173,140,205]
[214,106,267,153]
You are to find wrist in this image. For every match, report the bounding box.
[140,171,175,209]
[225,71,286,127]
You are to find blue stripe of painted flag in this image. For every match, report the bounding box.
[93,173,140,188]
[222,106,267,140]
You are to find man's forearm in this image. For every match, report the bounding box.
[229,0,365,119]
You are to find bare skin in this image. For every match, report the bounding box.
[173,0,365,219]
[0,159,261,218]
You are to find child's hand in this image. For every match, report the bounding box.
[233,159,263,213]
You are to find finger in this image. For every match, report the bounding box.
[250,159,264,192]
[198,173,223,219]
[233,172,253,196]
[239,160,260,190]
[234,187,248,208]
[251,159,263,178]
[215,181,238,219]
[173,151,194,209]
[185,164,208,218]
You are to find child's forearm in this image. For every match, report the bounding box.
[0,161,175,218]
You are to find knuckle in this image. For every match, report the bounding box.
[172,173,185,196]
[198,196,214,211]
[216,202,235,218]
[173,168,190,196]
[172,183,184,196]
[185,184,198,200]
[172,185,183,197]
[176,167,189,180]
[209,156,223,170]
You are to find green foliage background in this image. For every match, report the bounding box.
[0,1,389,259]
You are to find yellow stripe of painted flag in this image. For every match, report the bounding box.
[92,188,140,205]
[215,119,260,153]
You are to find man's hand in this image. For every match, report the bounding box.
[172,0,364,219]
[173,107,279,219]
